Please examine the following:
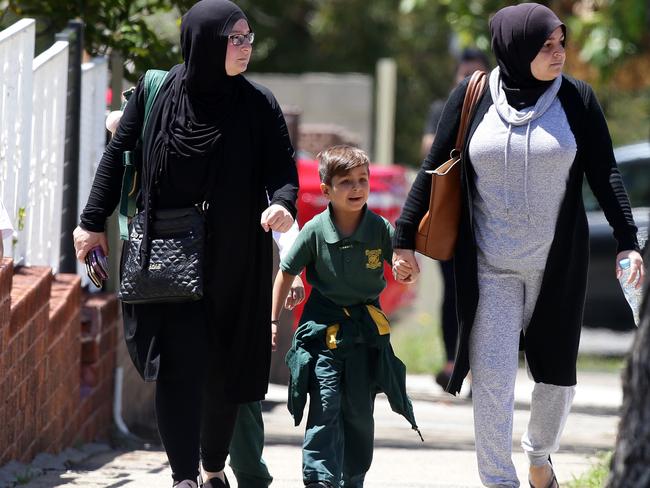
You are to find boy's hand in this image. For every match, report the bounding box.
[392,249,420,283]
[285,274,305,310]
[271,321,279,352]
[393,259,414,282]
[261,204,293,233]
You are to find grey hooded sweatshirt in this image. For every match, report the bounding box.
[468,67,577,270]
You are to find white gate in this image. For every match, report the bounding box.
[25,41,69,271]
[0,19,35,265]
[77,56,108,283]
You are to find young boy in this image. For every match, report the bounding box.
[272,145,420,488]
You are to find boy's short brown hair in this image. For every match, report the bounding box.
[318,145,370,186]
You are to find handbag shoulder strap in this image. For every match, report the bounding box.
[454,70,487,153]
[118,69,169,240]
[141,69,168,141]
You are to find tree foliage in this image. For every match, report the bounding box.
[443,0,650,86]
[1,0,183,78]
[2,0,647,164]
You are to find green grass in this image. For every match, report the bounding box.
[566,452,612,488]
[576,355,626,373]
[391,311,445,374]
[391,311,626,376]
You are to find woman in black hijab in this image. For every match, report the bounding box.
[393,3,643,487]
[73,1,298,486]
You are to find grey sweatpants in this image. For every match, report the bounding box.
[469,257,575,488]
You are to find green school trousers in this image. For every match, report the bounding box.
[303,346,377,488]
[229,402,273,488]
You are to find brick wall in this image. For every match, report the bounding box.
[78,293,119,443]
[1,263,53,463]
[0,259,120,466]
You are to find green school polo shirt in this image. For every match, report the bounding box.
[280,205,394,307]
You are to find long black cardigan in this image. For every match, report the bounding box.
[394,75,639,394]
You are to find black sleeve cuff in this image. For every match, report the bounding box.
[616,235,640,254]
[79,219,106,233]
[393,223,416,250]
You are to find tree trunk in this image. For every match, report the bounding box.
[607,283,650,487]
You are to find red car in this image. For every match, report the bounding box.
[289,158,415,324]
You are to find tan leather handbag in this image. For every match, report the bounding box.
[415,70,487,260]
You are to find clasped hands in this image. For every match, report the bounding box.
[392,249,420,284]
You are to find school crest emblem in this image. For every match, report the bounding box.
[365,249,382,270]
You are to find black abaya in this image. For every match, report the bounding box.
[81,3,298,403]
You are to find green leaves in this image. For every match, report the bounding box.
[567,0,647,82]
[2,0,184,80]
[2,0,646,162]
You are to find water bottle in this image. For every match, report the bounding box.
[618,258,643,326]
[638,227,648,251]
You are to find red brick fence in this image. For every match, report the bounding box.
[0,258,120,466]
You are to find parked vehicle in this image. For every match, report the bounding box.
[584,141,650,330]
[289,158,415,324]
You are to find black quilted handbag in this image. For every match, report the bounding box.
[118,206,206,304]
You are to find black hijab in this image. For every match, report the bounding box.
[489,3,565,109]
[141,0,248,261]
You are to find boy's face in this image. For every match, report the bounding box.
[320,165,370,213]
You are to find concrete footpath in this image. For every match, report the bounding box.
[16,257,627,487]
[19,368,621,488]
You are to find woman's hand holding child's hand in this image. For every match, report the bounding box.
[261,204,294,232]
[393,259,413,282]
[392,249,420,283]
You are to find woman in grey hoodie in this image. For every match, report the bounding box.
[393,3,644,488]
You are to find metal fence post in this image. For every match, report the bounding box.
[55,20,83,273]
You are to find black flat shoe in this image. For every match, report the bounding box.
[529,459,559,488]
[199,474,230,488]
[528,472,558,488]
[434,370,451,390]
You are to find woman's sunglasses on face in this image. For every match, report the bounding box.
[228,32,255,47]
